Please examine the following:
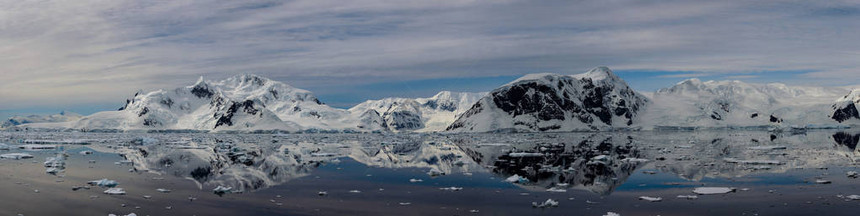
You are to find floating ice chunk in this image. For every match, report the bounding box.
[546,187,567,193]
[317,191,327,196]
[815,179,831,184]
[621,158,649,163]
[23,139,89,145]
[638,196,662,202]
[0,143,9,150]
[504,174,529,184]
[88,179,119,188]
[603,212,621,216]
[1,153,34,159]
[439,187,463,191]
[114,160,133,165]
[532,199,559,208]
[18,144,57,150]
[847,171,858,178]
[399,202,411,206]
[427,167,445,176]
[469,209,480,213]
[349,190,361,193]
[104,188,126,195]
[677,195,698,199]
[747,145,787,150]
[213,186,233,195]
[509,152,543,157]
[108,213,137,216]
[409,178,423,183]
[477,143,511,147]
[78,151,93,155]
[156,188,171,193]
[846,195,860,200]
[46,167,62,175]
[723,158,782,165]
[693,187,735,195]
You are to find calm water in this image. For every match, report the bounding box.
[0,130,859,215]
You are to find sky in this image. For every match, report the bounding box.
[2,0,860,119]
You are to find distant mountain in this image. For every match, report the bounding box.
[8,68,860,133]
[2,111,83,128]
[447,67,649,132]
[348,91,486,132]
[832,89,860,124]
[640,79,852,129]
[12,75,358,132]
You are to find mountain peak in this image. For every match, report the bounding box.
[224,74,271,87]
[573,66,620,82]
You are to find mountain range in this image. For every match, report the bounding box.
[5,67,860,132]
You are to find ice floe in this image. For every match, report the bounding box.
[693,187,735,195]
[531,199,559,208]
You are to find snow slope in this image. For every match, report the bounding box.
[639,79,853,129]
[2,111,82,128]
[832,89,860,124]
[348,91,486,132]
[16,75,360,132]
[447,67,649,132]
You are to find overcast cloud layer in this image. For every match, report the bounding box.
[2,0,860,113]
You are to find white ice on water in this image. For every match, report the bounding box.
[693,187,735,195]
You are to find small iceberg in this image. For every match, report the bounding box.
[676,195,698,199]
[1,153,34,159]
[213,186,233,196]
[532,199,559,208]
[104,188,126,195]
[546,187,567,193]
[439,187,463,191]
[18,144,57,150]
[504,174,529,184]
[88,179,119,188]
[693,187,735,195]
[638,196,662,202]
[426,167,445,177]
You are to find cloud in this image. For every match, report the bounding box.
[658,73,714,78]
[2,0,860,111]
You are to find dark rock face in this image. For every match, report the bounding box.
[832,132,859,150]
[214,100,262,128]
[492,82,579,122]
[832,103,860,123]
[384,109,424,130]
[447,102,483,130]
[769,115,782,123]
[449,72,646,131]
[423,100,457,112]
[357,110,386,130]
[191,84,214,99]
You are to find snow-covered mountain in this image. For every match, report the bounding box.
[832,89,860,124]
[640,79,852,129]
[2,111,83,128]
[8,68,860,133]
[447,67,649,132]
[15,75,358,132]
[348,91,486,132]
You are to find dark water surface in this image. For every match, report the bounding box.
[0,130,859,215]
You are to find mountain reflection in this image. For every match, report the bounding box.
[47,130,860,195]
